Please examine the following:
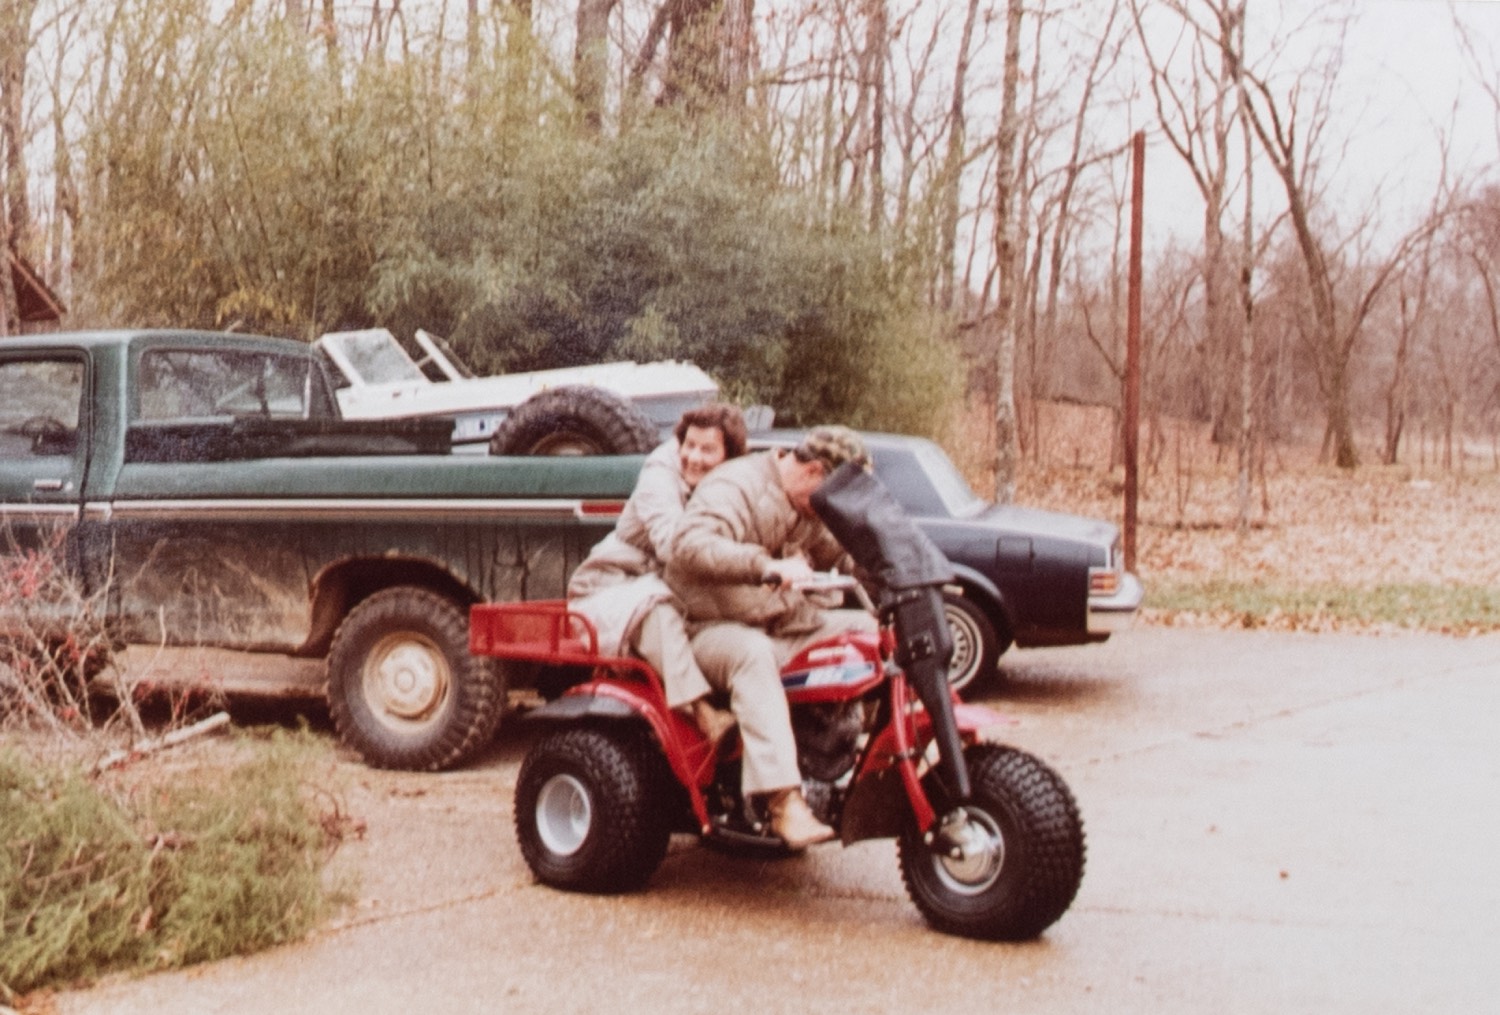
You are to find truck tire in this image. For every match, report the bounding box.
[487,385,659,456]
[326,586,505,771]
[898,743,1085,940]
[515,725,672,893]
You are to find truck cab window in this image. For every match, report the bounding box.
[0,358,83,459]
[138,349,331,421]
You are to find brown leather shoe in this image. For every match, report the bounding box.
[768,788,836,850]
[680,698,736,745]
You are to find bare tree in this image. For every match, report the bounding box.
[0,0,39,333]
[1240,20,1448,470]
[934,0,980,311]
[1132,1,1252,457]
[991,0,1024,501]
[628,0,755,115]
[575,0,618,129]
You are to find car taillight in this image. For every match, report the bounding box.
[1089,568,1120,597]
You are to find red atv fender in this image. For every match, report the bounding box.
[470,600,721,831]
[840,674,1013,844]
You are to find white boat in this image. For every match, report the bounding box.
[316,328,720,451]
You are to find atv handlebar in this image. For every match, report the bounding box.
[761,571,877,612]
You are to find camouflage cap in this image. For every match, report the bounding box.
[795,424,870,473]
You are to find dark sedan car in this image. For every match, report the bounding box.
[761,431,1143,695]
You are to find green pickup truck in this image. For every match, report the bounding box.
[1,329,642,771]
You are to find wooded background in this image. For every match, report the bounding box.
[3,0,1498,506]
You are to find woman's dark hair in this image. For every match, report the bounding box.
[675,402,748,459]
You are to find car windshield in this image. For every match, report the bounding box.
[912,440,989,518]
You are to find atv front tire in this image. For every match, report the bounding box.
[515,726,672,893]
[898,743,1085,940]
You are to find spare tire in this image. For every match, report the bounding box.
[488,385,660,456]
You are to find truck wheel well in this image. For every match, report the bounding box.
[305,559,477,656]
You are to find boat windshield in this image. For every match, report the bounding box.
[322,330,426,385]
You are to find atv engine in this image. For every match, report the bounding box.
[791,700,866,782]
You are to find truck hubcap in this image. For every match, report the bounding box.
[364,632,450,728]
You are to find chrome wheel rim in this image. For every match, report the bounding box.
[536,773,592,856]
[932,806,1006,895]
[945,605,982,692]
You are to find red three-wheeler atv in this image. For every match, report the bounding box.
[469,462,1085,940]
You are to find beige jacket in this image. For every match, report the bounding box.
[664,451,847,634]
[566,440,687,652]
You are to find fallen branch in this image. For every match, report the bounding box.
[92,711,232,774]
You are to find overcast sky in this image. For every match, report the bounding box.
[1129,0,1500,246]
[1343,0,1500,195]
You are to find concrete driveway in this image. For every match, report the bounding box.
[54,627,1500,1014]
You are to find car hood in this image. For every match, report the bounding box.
[964,501,1120,546]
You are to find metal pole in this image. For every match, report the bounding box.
[1124,131,1144,572]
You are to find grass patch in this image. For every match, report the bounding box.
[1146,580,1500,634]
[1,731,345,1001]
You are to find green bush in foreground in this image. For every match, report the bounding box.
[1,733,337,999]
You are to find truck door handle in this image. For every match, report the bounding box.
[33,478,64,492]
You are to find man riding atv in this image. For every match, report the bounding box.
[663,424,877,849]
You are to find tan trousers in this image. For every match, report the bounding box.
[632,602,714,709]
[688,609,878,796]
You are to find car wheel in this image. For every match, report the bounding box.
[942,590,1005,697]
[326,586,506,771]
[898,743,1086,940]
[487,386,659,456]
[515,725,673,893]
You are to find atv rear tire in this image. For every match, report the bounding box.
[898,743,1085,940]
[327,586,506,771]
[488,385,659,456]
[515,725,672,893]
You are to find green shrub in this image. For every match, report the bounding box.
[0,753,148,995]
[1,733,338,999]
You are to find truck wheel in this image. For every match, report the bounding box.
[487,385,659,456]
[327,587,505,771]
[515,725,671,893]
[943,591,1007,697]
[898,743,1085,941]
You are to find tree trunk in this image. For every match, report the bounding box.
[863,0,886,231]
[575,0,618,130]
[0,0,36,333]
[1231,2,1254,531]
[936,0,980,311]
[661,0,725,113]
[991,0,1024,503]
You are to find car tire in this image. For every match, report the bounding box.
[327,586,506,771]
[943,590,1006,697]
[898,743,1086,940]
[487,385,659,456]
[515,725,672,893]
